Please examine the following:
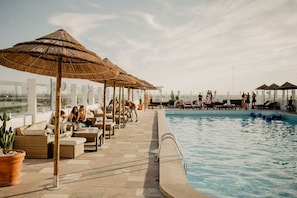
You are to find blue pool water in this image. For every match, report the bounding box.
[165,110,297,198]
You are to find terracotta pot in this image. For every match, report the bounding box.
[0,149,26,187]
[138,104,143,110]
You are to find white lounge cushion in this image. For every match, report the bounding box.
[15,125,30,136]
[23,129,47,136]
[60,137,86,145]
[94,108,103,115]
[26,121,47,130]
[86,111,94,118]
[46,123,69,134]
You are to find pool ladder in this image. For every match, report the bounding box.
[156,132,187,173]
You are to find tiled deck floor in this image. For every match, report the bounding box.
[0,110,164,198]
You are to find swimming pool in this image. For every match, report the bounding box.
[165,110,297,198]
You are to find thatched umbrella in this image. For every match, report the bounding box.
[268,83,279,102]
[278,82,297,90]
[93,58,136,133]
[126,77,157,108]
[256,84,269,104]
[0,29,119,189]
[279,82,297,106]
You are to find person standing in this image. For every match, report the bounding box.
[198,93,203,108]
[252,92,256,109]
[241,92,246,110]
[245,93,250,110]
[126,100,138,122]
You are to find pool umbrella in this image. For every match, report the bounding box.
[0,29,119,189]
[93,58,136,131]
[256,84,269,104]
[278,82,297,106]
[268,83,279,102]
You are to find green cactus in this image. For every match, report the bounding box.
[0,112,15,154]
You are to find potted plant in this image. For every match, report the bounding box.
[168,90,175,106]
[0,112,26,187]
[138,97,143,110]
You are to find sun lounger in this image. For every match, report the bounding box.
[256,101,270,109]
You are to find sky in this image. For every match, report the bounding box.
[0,0,297,96]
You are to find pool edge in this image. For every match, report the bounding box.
[157,109,211,198]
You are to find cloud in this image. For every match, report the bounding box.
[141,13,168,32]
[48,0,297,94]
[48,13,118,39]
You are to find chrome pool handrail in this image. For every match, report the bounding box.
[156,132,187,173]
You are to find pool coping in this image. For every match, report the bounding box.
[157,109,211,198]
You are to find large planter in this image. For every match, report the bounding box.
[138,104,143,110]
[0,149,26,187]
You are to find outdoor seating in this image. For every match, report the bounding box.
[177,100,185,109]
[286,99,295,112]
[73,127,103,152]
[14,121,78,158]
[256,100,270,109]
[204,103,214,109]
[266,102,281,110]
[184,101,193,109]
[191,100,201,109]
[59,137,86,158]
[93,120,116,139]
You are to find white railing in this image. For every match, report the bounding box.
[156,132,187,173]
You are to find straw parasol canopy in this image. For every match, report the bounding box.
[268,83,279,90]
[256,84,269,90]
[278,82,297,104]
[141,80,158,90]
[0,29,118,79]
[0,29,119,189]
[268,83,279,102]
[92,58,137,137]
[278,82,297,90]
[256,84,270,103]
[100,58,136,86]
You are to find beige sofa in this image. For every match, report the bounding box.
[14,121,86,159]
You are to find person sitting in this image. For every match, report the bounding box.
[107,99,118,112]
[286,97,295,112]
[60,110,68,123]
[76,105,92,127]
[68,106,78,123]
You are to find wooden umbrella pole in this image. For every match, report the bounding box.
[118,87,122,127]
[112,82,116,123]
[53,56,62,188]
[122,86,124,125]
[102,80,107,143]
[128,87,130,100]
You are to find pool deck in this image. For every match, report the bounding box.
[1,110,163,198]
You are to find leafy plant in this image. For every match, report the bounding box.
[139,97,142,104]
[170,90,175,101]
[0,112,15,154]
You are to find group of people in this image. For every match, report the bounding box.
[191,91,214,108]
[204,90,213,105]
[58,99,139,131]
[106,99,139,123]
[241,92,256,109]
[60,105,92,129]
